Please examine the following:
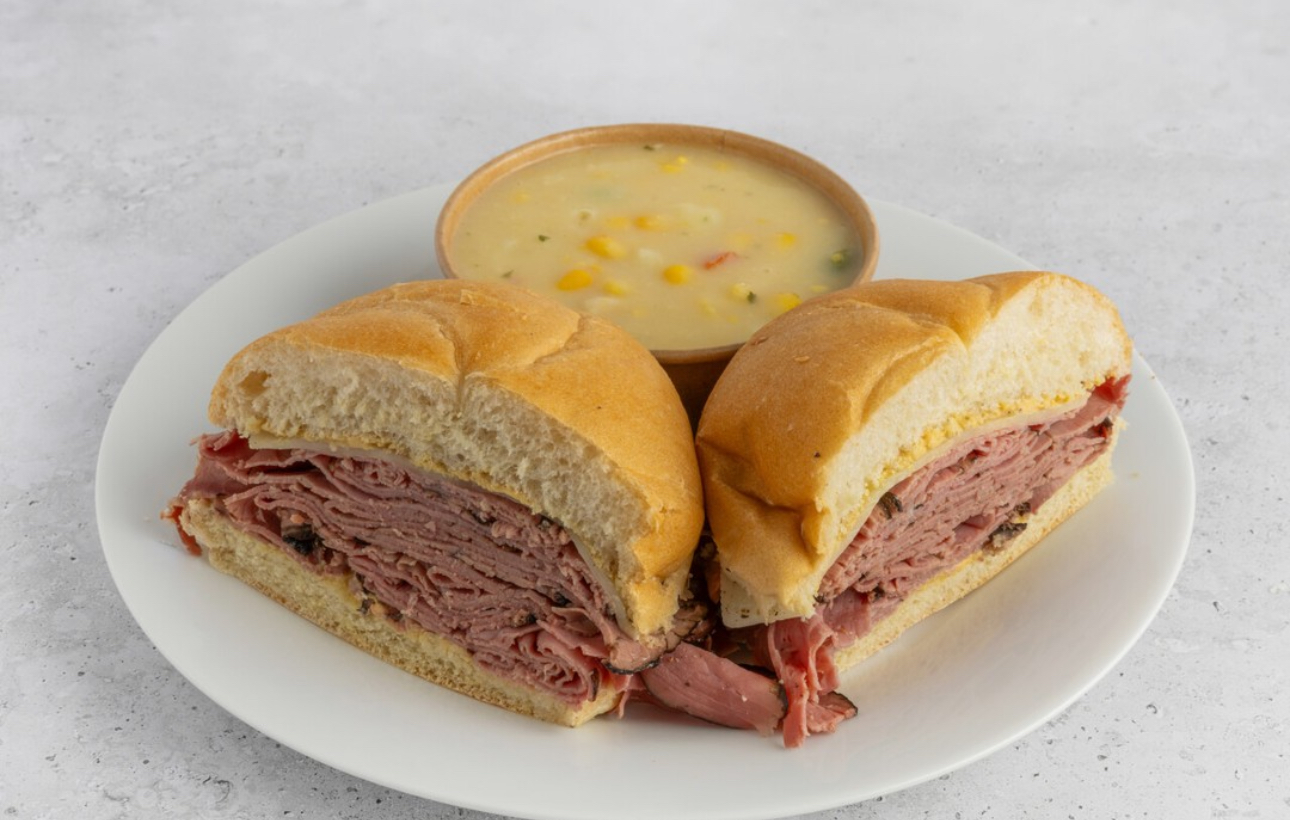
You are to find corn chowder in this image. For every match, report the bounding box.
[446,142,863,351]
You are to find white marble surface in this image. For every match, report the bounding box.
[3,1,1287,817]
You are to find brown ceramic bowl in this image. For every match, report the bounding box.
[435,123,880,425]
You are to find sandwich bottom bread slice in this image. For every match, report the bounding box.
[694,271,1133,746]
[164,280,709,727]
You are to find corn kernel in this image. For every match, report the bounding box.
[634,215,664,231]
[776,232,798,249]
[585,235,627,259]
[661,156,689,173]
[604,215,629,230]
[603,279,629,296]
[557,269,593,290]
[662,264,692,285]
[773,292,802,313]
[698,298,717,317]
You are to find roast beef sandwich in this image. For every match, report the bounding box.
[165,280,706,727]
[695,271,1133,746]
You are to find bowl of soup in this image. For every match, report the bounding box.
[435,123,879,423]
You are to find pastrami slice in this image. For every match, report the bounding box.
[746,378,1129,745]
[639,643,785,735]
[166,431,693,708]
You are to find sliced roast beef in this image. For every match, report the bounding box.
[805,691,859,737]
[166,431,698,707]
[638,642,785,735]
[165,378,1125,746]
[749,378,1129,746]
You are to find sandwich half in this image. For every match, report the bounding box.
[165,280,706,727]
[696,271,1133,745]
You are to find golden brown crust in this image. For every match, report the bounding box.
[206,280,704,637]
[697,271,1133,624]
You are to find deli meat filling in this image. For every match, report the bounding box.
[166,431,700,707]
[166,377,1126,746]
[741,376,1130,746]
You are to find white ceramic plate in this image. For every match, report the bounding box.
[97,185,1194,820]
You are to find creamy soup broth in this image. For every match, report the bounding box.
[448,142,861,350]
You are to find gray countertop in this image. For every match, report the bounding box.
[3,1,1286,817]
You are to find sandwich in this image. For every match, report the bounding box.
[694,271,1133,746]
[164,279,707,727]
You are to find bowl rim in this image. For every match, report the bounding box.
[434,122,880,363]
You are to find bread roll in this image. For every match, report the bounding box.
[697,271,1132,629]
[168,280,705,726]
